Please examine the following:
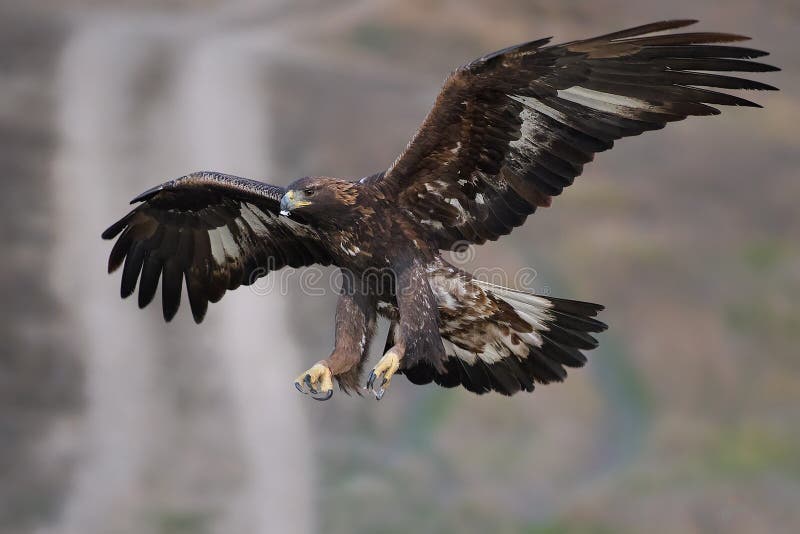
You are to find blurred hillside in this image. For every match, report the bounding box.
[0,1,798,533]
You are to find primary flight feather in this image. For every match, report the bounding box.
[103,20,777,400]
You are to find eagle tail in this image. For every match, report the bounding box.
[401,279,607,396]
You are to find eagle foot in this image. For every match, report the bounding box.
[293,363,333,401]
[366,351,401,400]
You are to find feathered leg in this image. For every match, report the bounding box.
[366,259,445,399]
[294,270,376,400]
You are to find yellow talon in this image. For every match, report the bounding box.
[293,362,333,401]
[366,351,401,400]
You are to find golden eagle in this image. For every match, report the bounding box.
[103,20,776,400]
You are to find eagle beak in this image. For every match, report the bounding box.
[279,193,292,216]
[279,190,311,216]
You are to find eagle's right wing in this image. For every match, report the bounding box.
[367,20,777,250]
[102,171,332,323]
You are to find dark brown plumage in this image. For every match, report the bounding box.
[103,20,777,400]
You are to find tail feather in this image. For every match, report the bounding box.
[400,277,607,396]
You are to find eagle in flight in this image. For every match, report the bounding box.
[103,20,776,401]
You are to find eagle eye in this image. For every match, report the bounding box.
[303,187,315,197]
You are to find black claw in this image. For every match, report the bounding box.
[304,374,317,394]
[294,381,306,394]
[366,369,390,400]
[313,390,333,401]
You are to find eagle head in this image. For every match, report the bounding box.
[280,176,360,223]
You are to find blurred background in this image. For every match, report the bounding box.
[1,0,797,533]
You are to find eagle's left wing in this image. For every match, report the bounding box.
[102,171,332,323]
[368,20,777,250]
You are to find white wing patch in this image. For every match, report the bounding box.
[509,106,546,155]
[217,225,240,260]
[557,86,655,114]
[240,203,270,235]
[511,94,571,129]
[208,229,226,266]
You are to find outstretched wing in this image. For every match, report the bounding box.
[369,20,777,249]
[102,171,332,323]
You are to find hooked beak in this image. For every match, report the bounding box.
[279,190,310,216]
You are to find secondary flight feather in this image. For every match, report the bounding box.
[103,20,777,400]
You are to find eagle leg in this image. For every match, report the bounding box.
[294,281,377,400]
[293,362,334,401]
[366,343,404,400]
